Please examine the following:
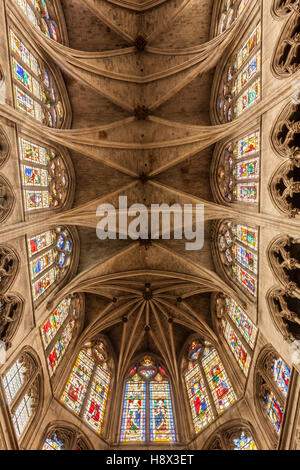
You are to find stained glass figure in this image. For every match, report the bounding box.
[225,298,257,348]
[218,222,259,297]
[272,359,291,397]
[264,390,283,433]
[184,362,213,432]
[202,347,236,413]
[222,320,251,376]
[42,434,64,450]
[61,344,111,435]
[217,132,260,203]
[149,378,176,442]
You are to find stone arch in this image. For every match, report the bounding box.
[39,421,93,450]
[272,11,300,77]
[0,127,10,169]
[267,235,300,290]
[0,293,24,350]
[0,175,15,224]
[268,160,300,218]
[267,287,300,342]
[0,246,19,294]
[272,0,300,20]
[270,101,300,160]
[203,418,260,449]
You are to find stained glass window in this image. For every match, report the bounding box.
[217,24,261,122]
[41,295,80,376]
[13,0,60,42]
[225,298,257,348]
[120,357,176,443]
[272,358,291,397]
[202,347,236,413]
[42,434,64,450]
[185,342,236,434]
[264,390,283,433]
[218,0,249,34]
[217,131,260,204]
[9,27,63,126]
[27,227,72,302]
[60,343,111,435]
[218,221,259,297]
[1,353,40,440]
[233,432,257,450]
[19,137,68,212]
[222,320,251,375]
[184,362,213,432]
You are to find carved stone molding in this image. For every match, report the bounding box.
[267,287,300,342]
[0,175,15,224]
[0,128,10,169]
[39,421,93,450]
[272,12,300,77]
[272,0,300,19]
[268,161,300,218]
[203,419,260,450]
[0,293,23,348]
[270,102,300,160]
[0,246,19,294]
[267,235,300,291]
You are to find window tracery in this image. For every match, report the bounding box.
[272,12,300,77]
[217,23,261,122]
[1,350,42,440]
[18,137,69,212]
[272,0,300,19]
[0,128,10,168]
[215,294,258,376]
[269,161,300,218]
[268,235,300,290]
[13,0,61,43]
[215,131,260,204]
[27,227,73,303]
[268,287,300,342]
[205,423,258,450]
[41,294,82,377]
[8,27,64,126]
[217,0,249,34]
[41,423,92,450]
[60,340,111,436]
[120,357,176,443]
[0,175,15,224]
[0,247,19,294]
[255,347,291,439]
[183,340,236,435]
[271,102,300,161]
[216,221,259,298]
[0,294,23,349]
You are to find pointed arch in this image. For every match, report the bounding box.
[60,337,113,437]
[267,235,300,290]
[270,101,300,160]
[213,0,250,36]
[0,127,10,169]
[272,0,300,19]
[267,287,300,343]
[40,421,93,450]
[0,245,19,294]
[0,347,44,445]
[181,337,236,437]
[27,226,79,305]
[254,345,291,444]
[0,293,24,350]
[120,355,176,443]
[212,219,259,299]
[272,12,300,77]
[203,419,259,450]
[268,160,300,218]
[0,174,15,225]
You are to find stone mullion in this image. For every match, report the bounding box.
[146,380,150,443]
[9,368,38,416]
[199,359,218,419]
[263,369,287,408]
[78,360,97,419]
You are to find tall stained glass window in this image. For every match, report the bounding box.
[27,227,72,302]
[216,295,258,376]
[217,131,260,204]
[218,221,259,297]
[120,357,176,443]
[9,27,64,126]
[1,352,41,440]
[18,137,68,212]
[61,342,111,435]
[41,295,81,376]
[217,23,261,122]
[257,348,291,436]
[218,0,249,34]
[13,0,61,42]
[184,341,236,435]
